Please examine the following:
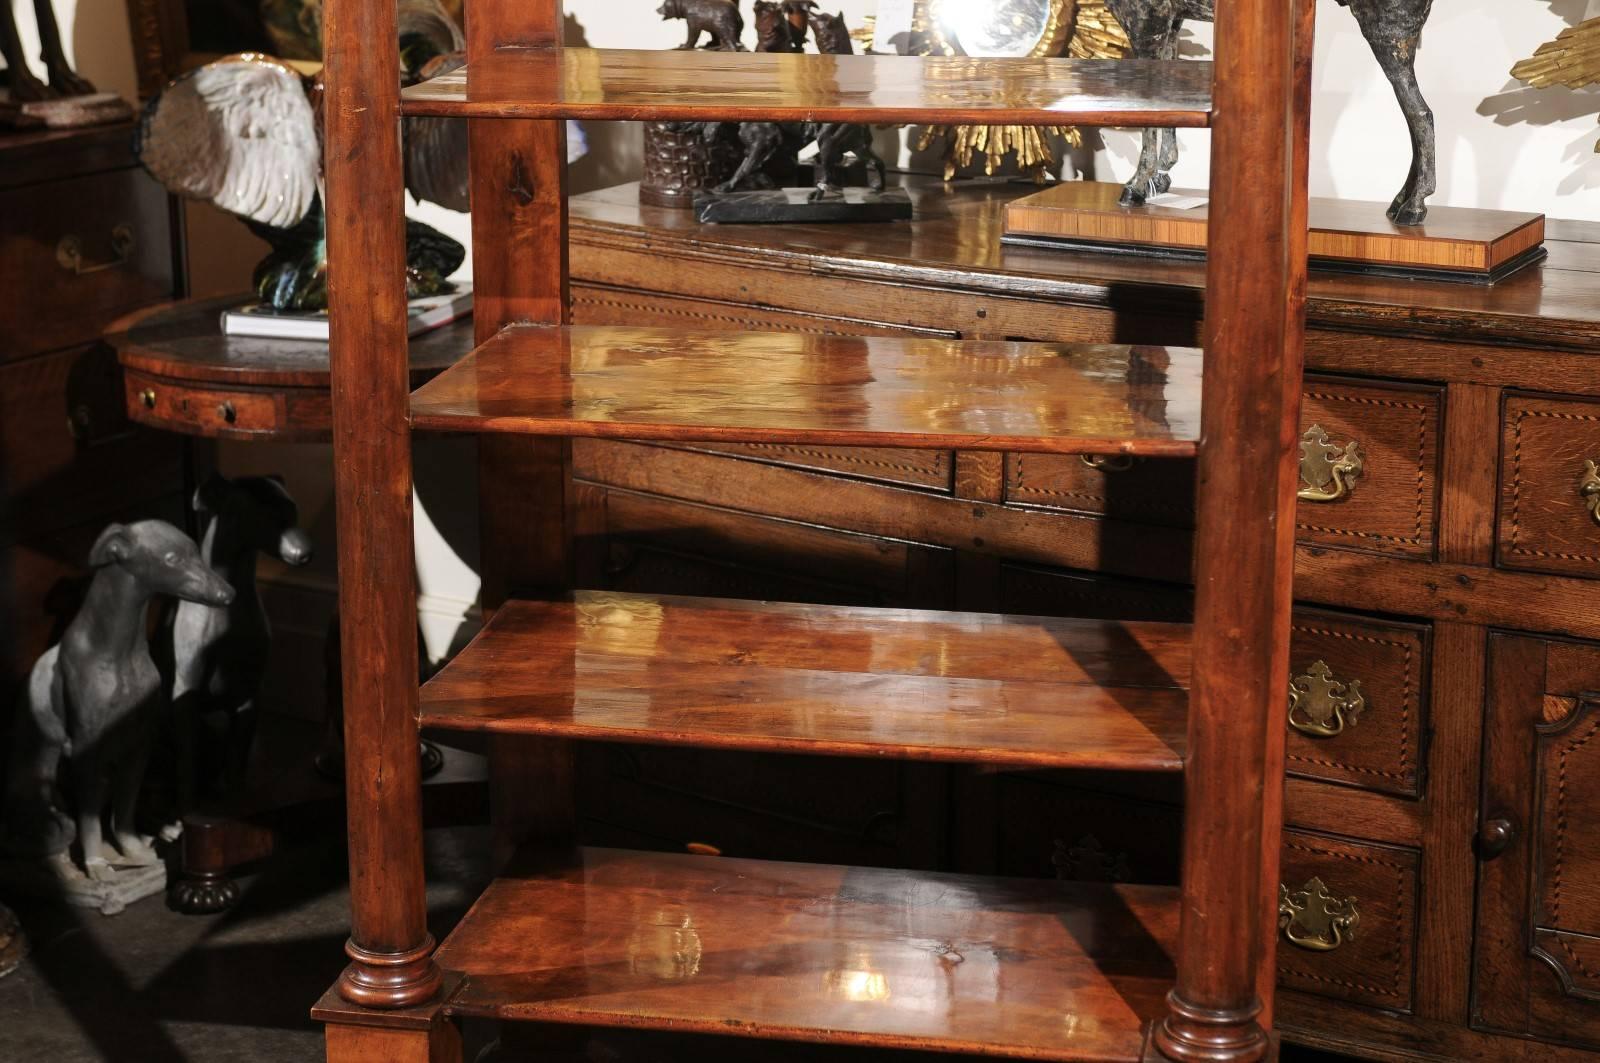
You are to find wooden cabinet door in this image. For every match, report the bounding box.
[1475,634,1600,1048]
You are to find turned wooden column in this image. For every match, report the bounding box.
[323,0,440,1007]
[1154,0,1313,1059]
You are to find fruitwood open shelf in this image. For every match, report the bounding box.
[314,3,1314,1061]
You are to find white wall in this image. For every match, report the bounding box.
[34,0,1600,671]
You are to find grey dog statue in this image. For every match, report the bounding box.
[170,475,312,808]
[4,521,233,881]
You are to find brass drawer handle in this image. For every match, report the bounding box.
[1081,454,1137,473]
[56,225,135,276]
[139,388,157,409]
[1298,425,1364,502]
[1279,877,1360,952]
[1581,460,1600,526]
[1288,660,1365,738]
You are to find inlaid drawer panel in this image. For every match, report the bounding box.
[992,376,1441,558]
[1296,377,1441,559]
[124,370,284,438]
[1497,393,1600,578]
[1286,609,1430,798]
[663,442,952,492]
[1278,829,1420,1013]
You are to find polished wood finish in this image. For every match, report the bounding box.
[411,326,1202,457]
[435,846,1178,1061]
[322,0,438,1009]
[421,591,1190,771]
[556,175,1600,1061]
[401,48,1215,128]
[1155,0,1311,1056]
[108,299,469,442]
[1004,182,1546,275]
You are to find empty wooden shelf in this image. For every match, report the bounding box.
[409,325,1202,456]
[419,592,1190,772]
[399,48,1215,128]
[434,846,1179,1062]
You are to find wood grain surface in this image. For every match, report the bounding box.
[400,48,1214,128]
[434,846,1178,1061]
[419,591,1190,771]
[409,325,1202,456]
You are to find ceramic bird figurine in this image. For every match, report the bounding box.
[136,0,586,311]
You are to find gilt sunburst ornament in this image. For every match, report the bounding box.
[912,0,1129,182]
[1511,18,1600,151]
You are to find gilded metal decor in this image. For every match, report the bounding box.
[1081,454,1136,472]
[1581,459,1600,526]
[910,0,1128,182]
[1279,877,1361,952]
[1513,19,1600,152]
[1288,660,1366,738]
[1298,425,1364,503]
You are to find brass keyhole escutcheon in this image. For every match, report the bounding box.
[1581,460,1600,526]
[140,388,157,409]
[1298,425,1363,502]
[1288,660,1365,738]
[218,401,237,424]
[1279,877,1360,952]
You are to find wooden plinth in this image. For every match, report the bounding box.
[1003,182,1545,282]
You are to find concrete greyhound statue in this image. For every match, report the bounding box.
[170,475,313,808]
[4,521,233,881]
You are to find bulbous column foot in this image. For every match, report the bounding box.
[1152,990,1268,1063]
[338,936,443,1009]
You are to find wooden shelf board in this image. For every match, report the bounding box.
[435,846,1177,1061]
[419,592,1190,772]
[409,325,1202,457]
[399,48,1213,127]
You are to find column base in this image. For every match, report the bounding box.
[337,936,444,1009]
[1151,990,1269,1063]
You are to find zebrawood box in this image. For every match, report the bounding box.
[1003,181,1546,283]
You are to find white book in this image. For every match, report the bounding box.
[220,285,473,342]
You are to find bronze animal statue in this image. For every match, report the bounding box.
[1108,0,1436,224]
[802,9,885,200]
[754,0,802,52]
[658,0,745,50]
[806,8,853,57]
[0,0,95,101]
[169,475,312,808]
[3,522,233,880]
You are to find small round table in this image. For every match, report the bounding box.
[108,297,478,911]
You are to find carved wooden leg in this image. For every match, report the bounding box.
[171,814,274,913]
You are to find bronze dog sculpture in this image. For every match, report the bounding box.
[658,0,745,50]
[0,0,95,101]
[4,522,233,880]
[170,476,312,807]
[1108,0,1436,223]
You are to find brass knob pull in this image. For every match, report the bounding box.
[1478,817,1517,860]
[1081,454,1137,473]
[1279,877,1360,952]
[1298,425,1363,502]
[1288,660,1365,738]
[217,401,237,424]
[139,388,157,409]
[56,225,135,276]
[1581,460,1600,526]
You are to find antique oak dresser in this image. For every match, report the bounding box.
[547,178,1600,1062]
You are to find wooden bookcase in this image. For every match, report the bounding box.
[312,2,1315,1060]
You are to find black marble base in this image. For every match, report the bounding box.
[695,187,913,225]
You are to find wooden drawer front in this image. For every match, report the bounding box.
[577,478,954,610]
[1295,378,1441,558]
[1531,695,1600,1012]
[0,168,176,361]
[1278,829,1419,1012]
[570,286,958,491]
[125,371,284,438]
[665,442,951,492]
[1287,610,1429,798]
[1,346,183,541]
[998,562,1192,623]
[578,744,943,869]
[1003,453,1196,528]
[1498,394,1600,578]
